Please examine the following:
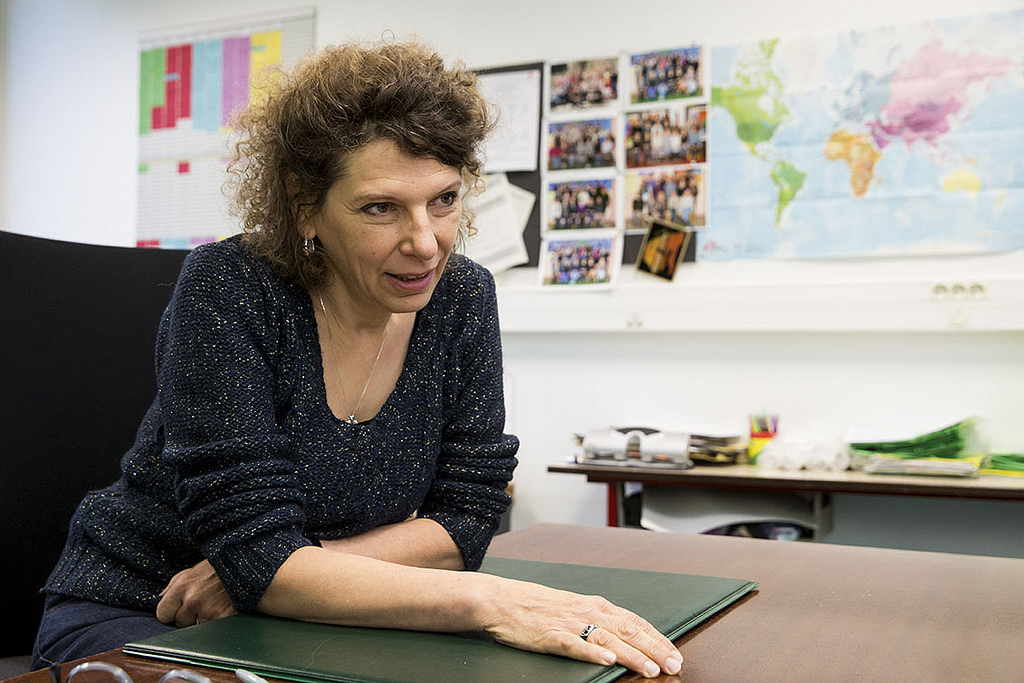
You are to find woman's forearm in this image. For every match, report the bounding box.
[256,546,485,630]
[256,545,684,679]
[318,517,464,569]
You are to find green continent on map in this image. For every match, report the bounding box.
[711,39,789,153]
[770,161,806,225]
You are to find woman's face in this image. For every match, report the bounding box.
[303,139,462,315]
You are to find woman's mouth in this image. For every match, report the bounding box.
[388,269,435,293]
[393,272,429,282]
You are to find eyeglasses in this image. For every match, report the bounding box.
[65,661,213,683]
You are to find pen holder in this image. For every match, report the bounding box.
[748,414,778,465]
[748,434,774,465]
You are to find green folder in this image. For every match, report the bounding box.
[124,557,757,683]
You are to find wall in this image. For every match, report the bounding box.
[3,0,1024,557]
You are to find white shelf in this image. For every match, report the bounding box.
[493,253,1024,333]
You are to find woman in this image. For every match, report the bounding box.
[33,40,682,679]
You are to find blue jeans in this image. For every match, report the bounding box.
[32,597,176,670]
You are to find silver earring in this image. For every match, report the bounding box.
[302,237,315,257]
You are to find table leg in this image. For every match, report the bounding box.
[607,482,627,526]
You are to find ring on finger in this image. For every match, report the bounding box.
[580,623,599,641]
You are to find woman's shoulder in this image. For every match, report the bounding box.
[178,235,288,292]
[441,253,495,298]
[423,254,499,340]
[182,234,260,274]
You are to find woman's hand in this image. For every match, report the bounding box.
[481,577,683,679]
[156,559,237,627]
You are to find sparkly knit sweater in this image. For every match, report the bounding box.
[43,236,519,614]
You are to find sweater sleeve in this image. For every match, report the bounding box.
[417,260,519,569]
[156,243,312,613]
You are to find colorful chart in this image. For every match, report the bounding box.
[136,11,313,248]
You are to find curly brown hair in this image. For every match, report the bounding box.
[228,39,495,289]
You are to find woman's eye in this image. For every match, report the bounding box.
[435,191,458,207]
[363,202,391,216]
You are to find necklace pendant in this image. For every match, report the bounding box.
[344,415,359,425]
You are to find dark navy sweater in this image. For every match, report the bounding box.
[43,236,519,613]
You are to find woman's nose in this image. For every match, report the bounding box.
[401,209,439,258]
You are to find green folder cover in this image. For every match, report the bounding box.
[124,557,757,683]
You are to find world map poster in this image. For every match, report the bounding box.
[702,9,1024,261]
[136,10,314,249]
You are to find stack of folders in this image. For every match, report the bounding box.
[688,434,749,466]
[982,453,1024,476]
[849,419,983,477]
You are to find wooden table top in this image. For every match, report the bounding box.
[488,523,1024,682]
[11,523,1024,683]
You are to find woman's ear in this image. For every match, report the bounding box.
[286,173,315,239]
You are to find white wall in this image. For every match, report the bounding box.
[6,0,1024,245]
[4,0,1024,557]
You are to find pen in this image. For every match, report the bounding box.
[235,669,270,683]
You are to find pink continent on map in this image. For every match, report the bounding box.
[869,40,1013,149]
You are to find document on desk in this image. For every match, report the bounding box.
[124,558,757,683]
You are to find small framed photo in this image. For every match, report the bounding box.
[546,177,616,230]
[685,104,707,164]
[546,118,617,171]
[636,220,693,281]
[538,229,622,288]
[625,104,698,168]
[549,58,619,112]
[625,166,706,230]
[629,45,703,104]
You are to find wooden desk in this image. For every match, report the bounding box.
[11,524,1023,683]
[549,461,1024,528]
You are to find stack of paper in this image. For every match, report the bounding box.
[688,434,748,465]
[862,454,983,477]
[981,453,1024,476]
[461,173,533,273]
[848,419,981,477]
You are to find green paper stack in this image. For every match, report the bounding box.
[850,419,983,477]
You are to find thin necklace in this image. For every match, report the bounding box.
[317,293,389,425]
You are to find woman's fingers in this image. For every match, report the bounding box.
[156,560,237,627]
[582,621,683,678]
[485,580,683,678]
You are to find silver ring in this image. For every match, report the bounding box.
[580,623,599,641]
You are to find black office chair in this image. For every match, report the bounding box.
[0,231,189,672]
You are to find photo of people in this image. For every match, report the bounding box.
[630,45,702,103]
[686,103,707,159]
[625,167,706,230]
[626,105,705,168]
[547,118,617,170]
[637,220,692,281]
[539,231,621,287]
[546,178,616,230]
[549,58,619,111]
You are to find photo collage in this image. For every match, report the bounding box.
[540,46,707,287]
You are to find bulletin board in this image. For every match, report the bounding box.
[476,62,545,267]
